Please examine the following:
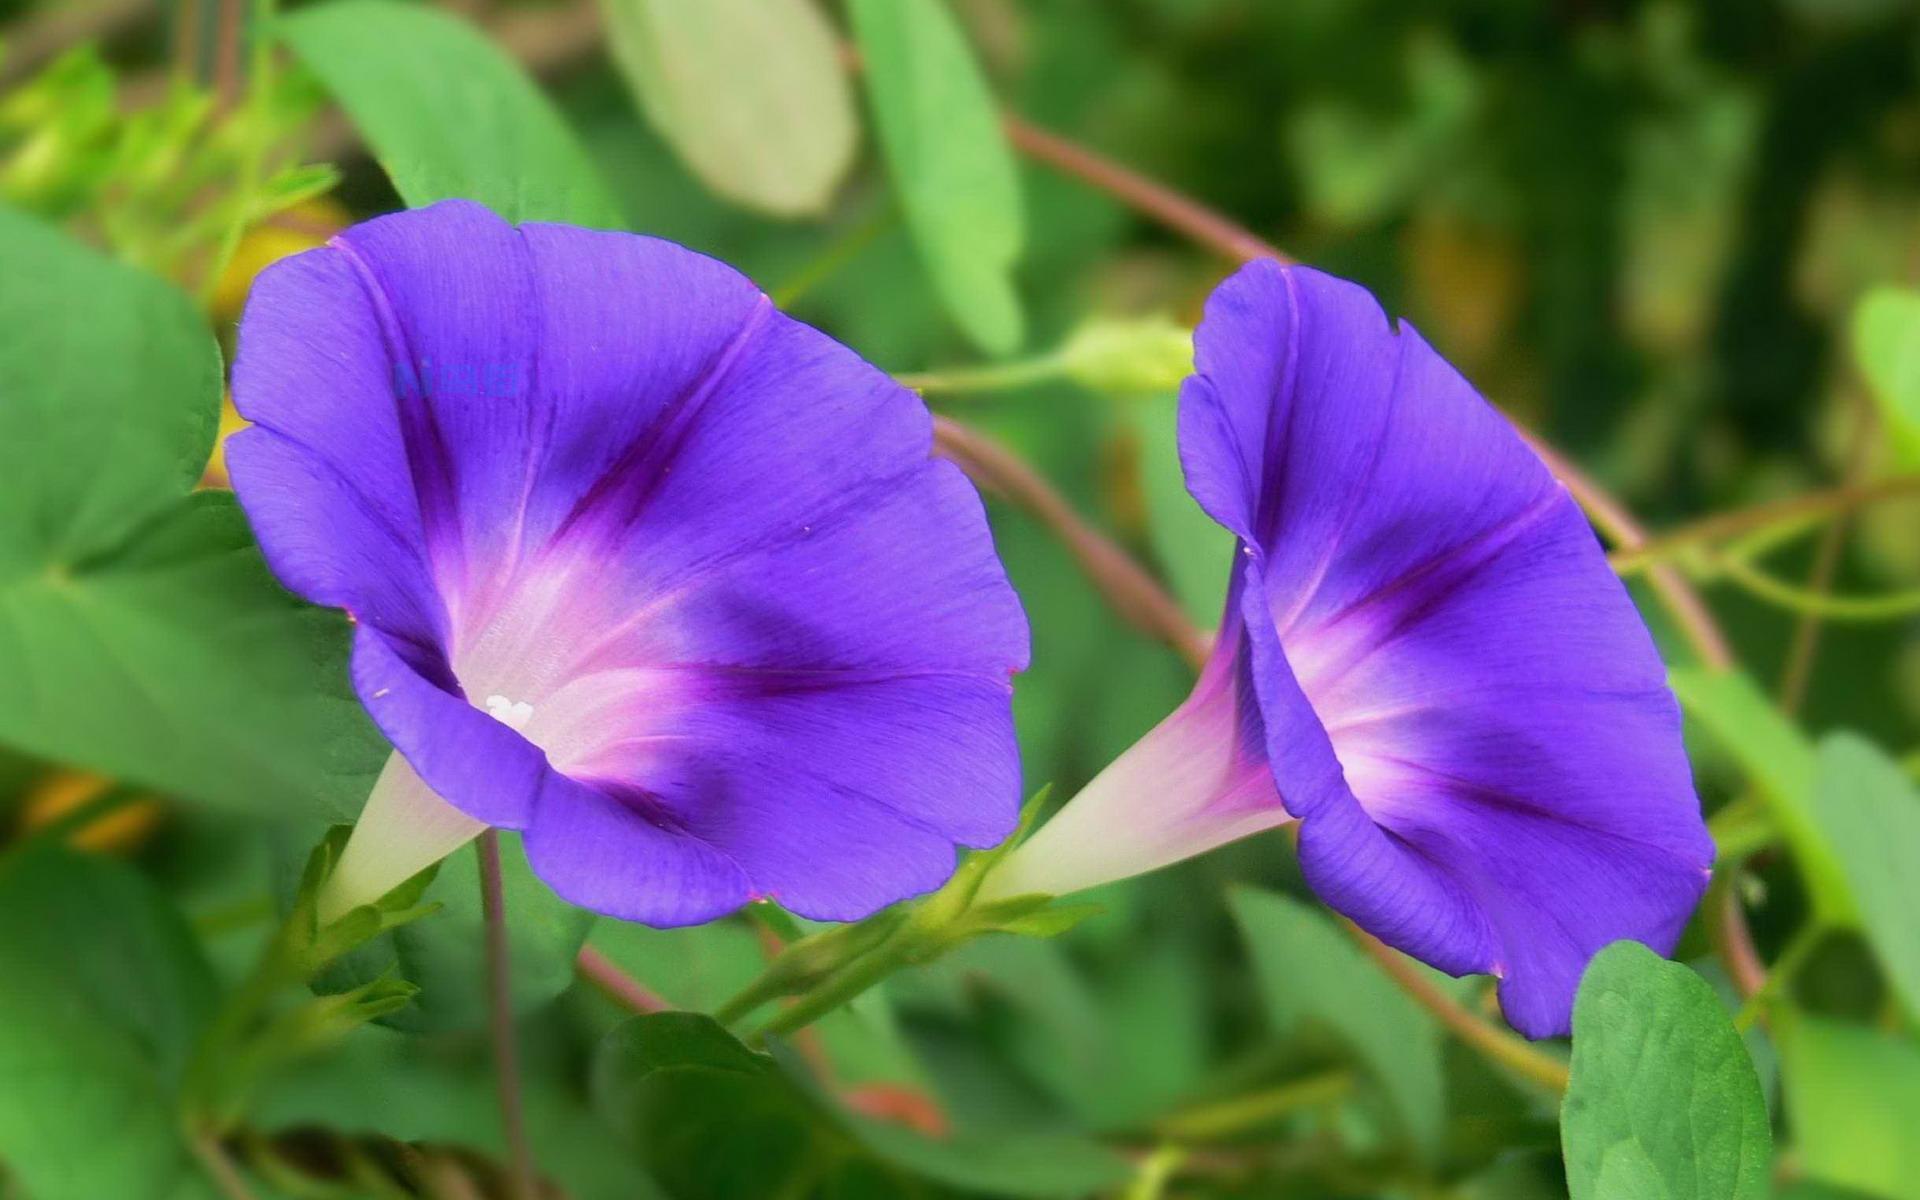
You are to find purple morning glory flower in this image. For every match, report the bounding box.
[986,262,1711,1038]
[228,199,1028,926]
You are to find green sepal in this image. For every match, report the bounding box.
[180,826,442,1133]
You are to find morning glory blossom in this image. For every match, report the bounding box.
[229,199,1028,926]
[985,262,1711,1038]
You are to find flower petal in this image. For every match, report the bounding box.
[980,611,1286,902]
[1183,261,1710,1037]
[231,201,1028,926]
[348,625,542,828]
[521,773,753,927]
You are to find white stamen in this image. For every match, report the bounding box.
[484,693,535,729]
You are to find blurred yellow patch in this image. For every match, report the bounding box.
[19,770,162,854]
[200,390,250,489]
[209,197,351,323]
[203,198,350,487]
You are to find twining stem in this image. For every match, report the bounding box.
[1779,398,1877,713]
[1733,922,1828,1032]
[476,831,537,1200]
[1005,112,1739,674]
[1001,115,1288,266]
[1714,555,1920,621]
[576,944,669,1014]
[1608,473,1920,576]
[932,416,1211,670]
[1346,924,1571,1094]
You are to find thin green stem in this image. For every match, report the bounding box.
[769,203,893,308]
[897,353,1070,396]
[747,943,903,1043]
[1706,795,1777,864]
[1609,473,1920,576]
[1734,922,1828,1032]
[1122,1145,1188,1200]
[1712,555,1920,621]
[476,831,537,1200]
[1153,1070,1355,1141]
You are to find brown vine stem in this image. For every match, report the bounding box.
[1779,398,1878,714]
[576,944,670,1013]
[477,830,538,1200]
[1000,116,1290,266]
[1349,925,1571,1094]
[931,415,1212,671]
[1001,115,1737,673]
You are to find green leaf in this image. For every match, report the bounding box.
[847,0,1026,354]
[278,0,622,227]
[0,847,218,1200]
[1229,886,1447,1156]
[1807,733,1920,1024]
[593,1013,861,1199]
[0,204,383,819]
[257,1024,663,1200]
[1561,942,1770,1200]
[594,1011,1127,1198]
[1776,1013,1920,1199]
[598,0,858,218]
[312,830,592,1034]
[846,1120,1128,1198]
[1670,667,1854,923]
[1851,287,1920,466]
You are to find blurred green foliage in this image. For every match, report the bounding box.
[0,0,1917,1197]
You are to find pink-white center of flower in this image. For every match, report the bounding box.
[443,553,692,783]
[1278,608,1424,823]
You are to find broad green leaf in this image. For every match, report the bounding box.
[0,204,383,819]
[594,1012,1126,1199]
[1670,667,1853,923]
[0,848,217,1200]
[598,0,858,218]
[1776,1013,1920,1199]
[279,0,622,227]
[844,1119,1129,1198]
[586,915,936,1099]
[1807,733,1920,1023]
[258,1024,662,1200]
[593,1013,867,1199]
[991,934,1210,1130]
[1851,287,1920,465]
[1561,942,1770,1200]
[1127,399,1232,626]
[307,829,592,1033]
[847,0,1026,354]
[1229,886,1446,1156]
